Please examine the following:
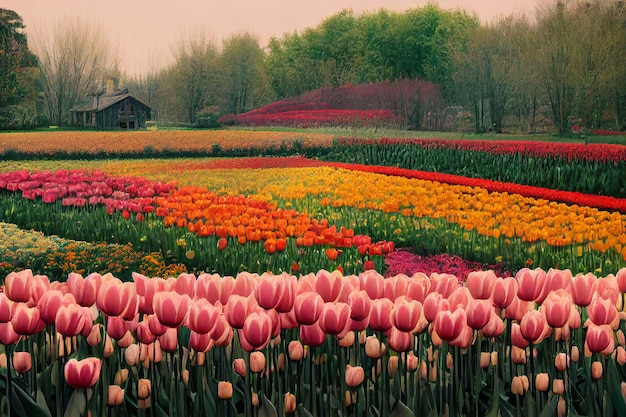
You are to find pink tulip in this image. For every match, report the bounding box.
[542,290,572,328]
[465,298,492,330]
[133,274,165,315]
[11,304,43,335]
[233,358,246,377]
[158,327,179,353]
[383,274,409,302]
[64,357,102,389]
[359,270,384,300]
[449,324,473,348]
[29,274,51,305]
[275,274,297,313]
[147,314,168,336]
[481,311,504,338]
[348,290,371,322]
[241,311,272,351]
[152,291,190,328]
[0,293,13,323]
[516,268,548,302]
[194,273,220,304]
[546,269,572,293]
[173,273,196,298]
[187,299,219,335]
[67,272,100,307]
[212,315,233,347]
[585,323,615,354]
[423,292,449,323]
[616,268,626,293]
[96,280,136,317]
[315,269,343,303]
[391,298,422,333]
[293,292,324,326]
[125,343,140,367]
[55,304,86,337]
[345,365,365,387]
[287,340,304,361]
[4,270,32,302]
[37,290,67,325]
[520,310,549,344]
[369,298,394,332]
[280,310,299,330]
[224,295,250,329]
[406,276,430,303]
[448,287,470,310]
[595,276,620,306]
[13,351,32,373]
[299,322,326,347]
[510,323,530,348]
[249,351,266,373]
[107,316,127,340]
[504,297,534,321]
[431,273,459,298]
[467,270,497,300]
[492,277,518,309]
[135,320,156,345]
[387,327,413,352]
[318,302,351,336]
[86,323,103,346]
[189,331,213,353]
[570,273,597,307]
[433,308,467,342]
[587,296,618,326]
[0,322,19,345]
[255,274,283,310]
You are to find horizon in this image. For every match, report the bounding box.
[3,0,546,76]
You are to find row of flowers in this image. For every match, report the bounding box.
[0,267,625,417]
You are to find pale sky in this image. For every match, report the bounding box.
[4,0,546,76]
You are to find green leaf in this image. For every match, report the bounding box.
[389,400,415,417]
[606,359,626,416]
[63,390,86,417]
[538,394,558,417]
[259,393,278,417]
[296,403,314,417]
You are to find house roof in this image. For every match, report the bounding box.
[71,89,151,112]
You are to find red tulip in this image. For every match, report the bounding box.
[369,298,394,332]
[467,270,497,300]
[96,280,136,317]
[465,298,492,330]
[585,323,615,354]
[542,290,572,328]
[492,277,518,309]
[152,291,190,328]
[55,303,86,337]
[4,270,33,303]
[315,270,342,303]
[433,308,466,342]
[299,322,326,347]
[11,304,43,335]
[570,273,597,307]
[520,310,549,344]
[391,298,422,333]
[13,351,32,373]
[0,293,13,323]
[516,268,548,302]
[293,292,324,326]
[67,272,100,307]
[240,311,272,351]
[223,295,250,330]
[64,357,102,389]
[187,299,219,335]
[318,302,351,336]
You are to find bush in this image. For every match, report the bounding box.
[194,111,220,128]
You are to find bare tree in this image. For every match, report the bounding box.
[33,17,119,125]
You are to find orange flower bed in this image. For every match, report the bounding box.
[0,130,333,154]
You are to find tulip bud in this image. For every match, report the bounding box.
[138,399,151,410]
[0,353,6,368]
[249,351,266,373]
[511,346,527,365]
[86,323,103,346]
[420,361,428,380]
[552,378,565,395]
[406,353,418,372]
[621,382,626,401]
[558,396,566,417]
[491,351,498,367]
[181,369,189,385]
[196,351,205,366]
[617,346,626,366]
[284,393,296,414]
[345,390,357,407]
[218,381,233,400]
[107,385,124,406]
[138,378,151,400]
[338,331,355,347]
[345,365,365,387]
[125,344,140,367]
[480,352,490,369]
[511,376,524,395]
[554,353,568,372]
[536,373,550,392]
[13,352,32,373]
[365,336,382,359]
[446,352,453,370]
[288,340,304,361]
[591,361,603,380]
[618,330,626,347]
[251,390,259,407]
[388,356,399,378]
[428,363,437,382]
[103,335,114,359]
[571,345,580,362]
[520,375,529,393]
[233,358,246,377]
[114,369,129,385]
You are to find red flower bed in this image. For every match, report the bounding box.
[336,137,626,163]
[219,109,399,128]
[322,161,626,212]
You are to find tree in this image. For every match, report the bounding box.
[169,31,219,124]
[219,32,270,115]
[34,17,119,126]
[0,9,39,128]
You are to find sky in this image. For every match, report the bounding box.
[4,0,547,76]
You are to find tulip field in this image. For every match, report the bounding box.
[0,130,625,417]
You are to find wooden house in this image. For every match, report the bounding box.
[70,85,152,129]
